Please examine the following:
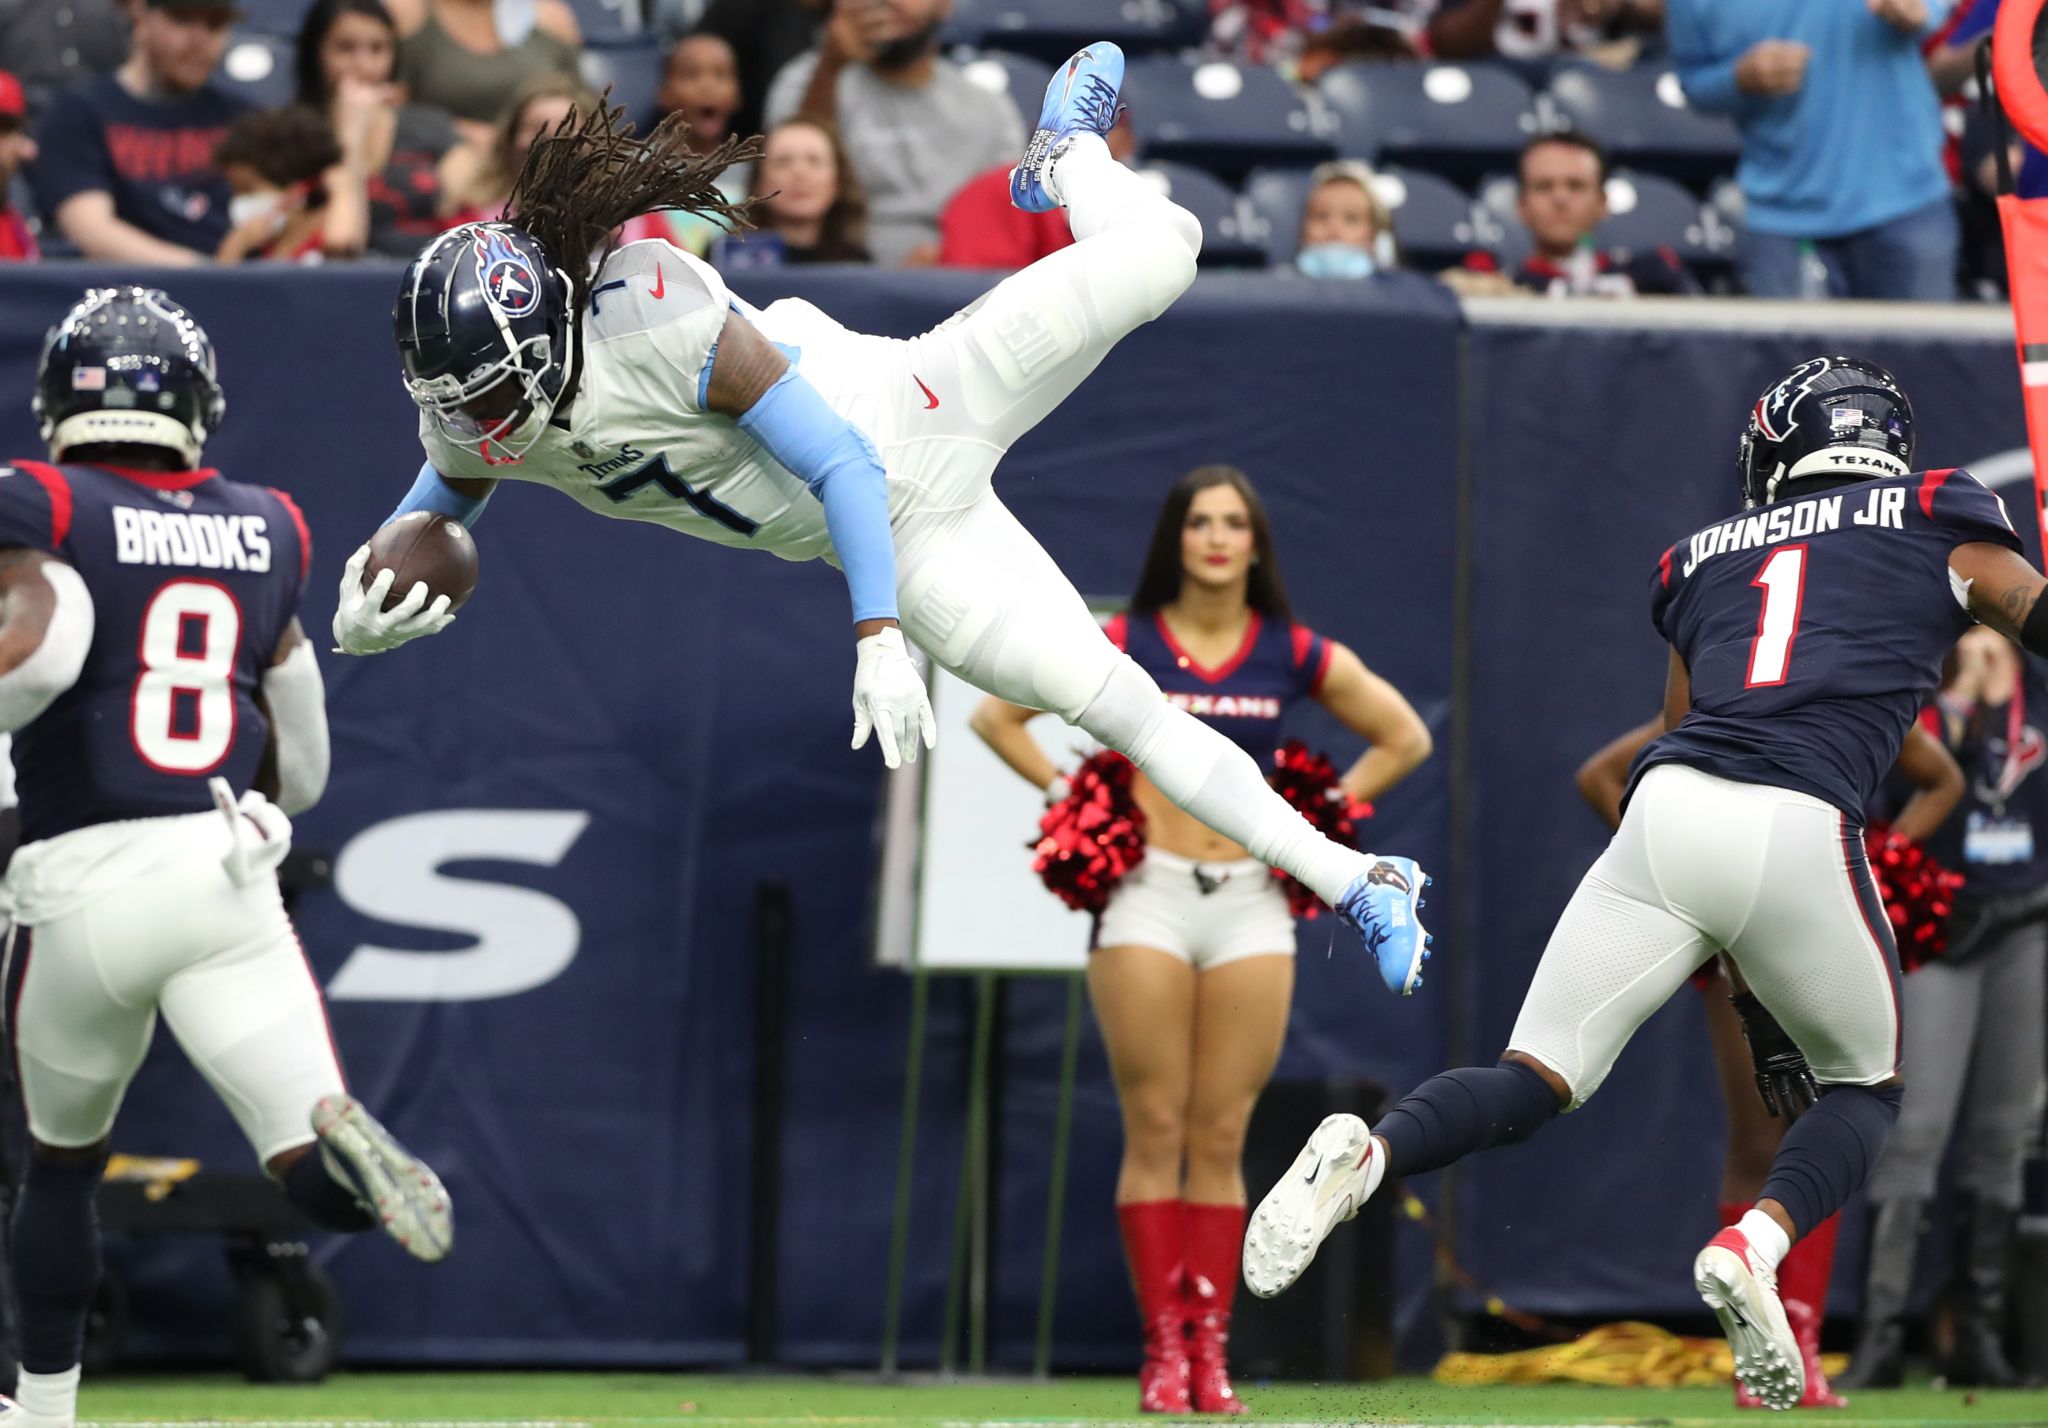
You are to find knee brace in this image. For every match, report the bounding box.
[1761,1083,1904,1239]
[1376,1060,1564,1179]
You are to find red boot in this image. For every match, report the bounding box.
[1779,1214,1846,1408]
[1119,1201,1192,1414]
[1185,1202,1250,1416]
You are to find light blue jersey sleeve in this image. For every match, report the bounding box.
[736,365,899,625]
[390,462,492,526]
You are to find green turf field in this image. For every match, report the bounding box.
[69,1373,2048,1427]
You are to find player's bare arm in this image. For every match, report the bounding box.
[969,696,1068,794]
[1952,539,2048,647]
[1313,643,1432,803]
[1576,717,1662,831]
[1889,722,1964,843]
[0,547,94,733]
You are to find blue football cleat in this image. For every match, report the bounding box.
[1337,857,1432,995]
[1010,42,1126,213]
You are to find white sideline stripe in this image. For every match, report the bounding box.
[80,1420,2027,1428]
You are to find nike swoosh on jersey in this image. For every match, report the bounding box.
[651,263,667,300]
[914,375,940,410]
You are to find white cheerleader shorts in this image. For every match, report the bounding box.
[1508,762,1902,1108]
[1095,848,1298,970]
[6,807,346,1162]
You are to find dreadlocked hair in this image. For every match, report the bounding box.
[507,92,765,312]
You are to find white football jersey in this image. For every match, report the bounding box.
[421,240,842,565]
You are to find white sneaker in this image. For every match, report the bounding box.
[0,1394,72,1428]
[312,1094,454,1263]
[1695,1226,1804,1411]
[1242,1113,1384,1299]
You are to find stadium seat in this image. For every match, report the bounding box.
[215,33,296,109]
[954,48,1052,119]
[947,0,1201,64]
[1541,65,1741,189]
[582,36,665,131]
[235,0,311,39]
[1247,163,1479,269]
[561,0,643,41]
[1124,55,1337,181]
[1137,161,1264,267]
[1318,62,1537,185]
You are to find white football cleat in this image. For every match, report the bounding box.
[1695,1226,1804,1411]
[0,1394,71,1428]
[312,1094,454,1263]
[1243,1113,1384,1299]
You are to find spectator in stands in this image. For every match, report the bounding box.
[31,0,247,264]
[1669,0,1958,300]
[451,73,599,219]
[296,0,481,258]
[766,0,1023,266]
[1208,0,1427,78]
[692,0,823,139]
[1457,134,1698,296]
[213,105,349,262]
[635,31,750,256]
[1428,0,1665,66]
[0,0,128,121]
[937,110,1135,270]
[388,0,581,142]
[0,70,40,260]
[714,114,867,266]
[1292,159,1396,279]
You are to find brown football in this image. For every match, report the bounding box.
[365,511,479,612]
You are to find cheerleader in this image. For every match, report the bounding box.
[972,465,1431,1414]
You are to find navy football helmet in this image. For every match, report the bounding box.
[1740,355,1914,508]
[395,222,575,461]
[33,287,226,467]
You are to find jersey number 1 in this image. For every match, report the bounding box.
[1745,546,1807,689]
[133,579,241,773]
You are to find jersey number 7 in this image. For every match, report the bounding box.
[1746,545,1807,689]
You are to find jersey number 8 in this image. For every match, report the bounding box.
[132,579,241,773]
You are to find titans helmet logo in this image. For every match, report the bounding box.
[474,229,541,319]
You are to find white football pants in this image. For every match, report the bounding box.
[1509,763,1902,1107]
[7,808,345,1162]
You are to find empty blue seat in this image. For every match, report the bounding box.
[1139,160,1263,266]
[235,0,311,39]
[563,0,643,41]
[948,0,1200,64]
[1542,65,1740,188]
[1318,61,1536,184]
[1125,55,1335,180]
[582,36,665,132]
[953,47,1052,119]
[1246,163,1477,268]
[216,32,296,109]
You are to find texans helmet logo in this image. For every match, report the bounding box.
[474,229,542,319]
[1753,356,1831,443]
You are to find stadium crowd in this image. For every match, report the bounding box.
[0,0,2022,296]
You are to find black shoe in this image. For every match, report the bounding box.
[1942,1201,2023,1389]
[1839,1320,1908,1390]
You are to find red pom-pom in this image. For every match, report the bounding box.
[1032,750,1147,914]
[1266,739,1369,919]
[1864,822,1966,973]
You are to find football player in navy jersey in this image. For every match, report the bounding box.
[1242,354,2048,1411]
[974,466,1433,1415]
[0,289,451,1428]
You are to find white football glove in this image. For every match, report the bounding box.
[209,777,292,888]
[332,543,455,655]
[850,627,936,769]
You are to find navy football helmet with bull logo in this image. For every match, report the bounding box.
[394,222,577,462]
[1740,355,1916,508]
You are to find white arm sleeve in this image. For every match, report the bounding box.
[261,638,330,815]
[0,562,93,734]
